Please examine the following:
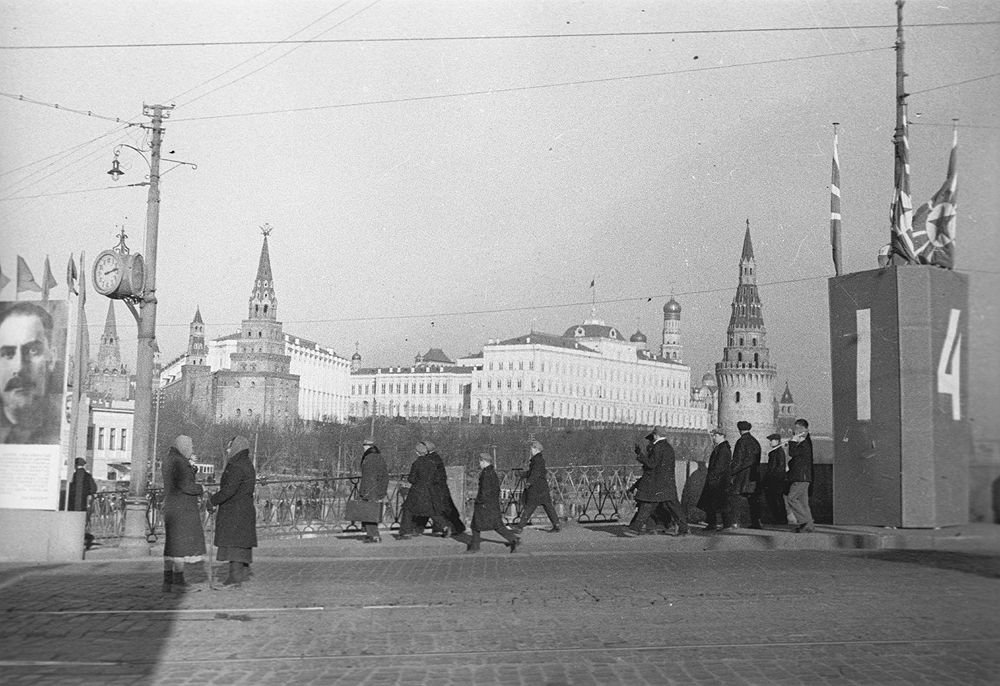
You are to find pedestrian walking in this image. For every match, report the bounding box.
[398,441,450,539]
[786,418,815,533]
[162,435,207,593]
[763,433,788,525]
[358,437,388,543]
[698,427,732,531]
[208,436,257,588]
[623,426,688,537]
[67,457,98,549]
[626,433,674,534]
[512,440,560,533]
[467,453,520,553]
[728,420,762,529]
[426,441,466,536]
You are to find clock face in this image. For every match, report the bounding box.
[93,251,123,295]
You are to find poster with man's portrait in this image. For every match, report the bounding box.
[0,300,69,510]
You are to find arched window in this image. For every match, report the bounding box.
[754,353,759,366]
[263,304,268,314]
[756,392,762,403]
[735,391,741,403]
[254,305,259,315]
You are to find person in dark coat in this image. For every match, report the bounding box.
[67,457,97,512]
[467,453,520,553]
[512,440,560,533]
[786,418,815,533]
[626,434,673,534]
[358,438,388,543]
[398,441,450,539]
[162,435,207,592]
[624,426,688,537]
[209,435,257,587]
[728,420,763,529]
[763,433,788,525]
[426,441,466,536]
[698,427,732,531]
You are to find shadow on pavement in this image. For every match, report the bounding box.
[853,549,1000,580]
[0,563,193,685]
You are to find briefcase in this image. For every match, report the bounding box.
[345,499,383,522]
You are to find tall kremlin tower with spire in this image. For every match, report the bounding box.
[715,220,778,443]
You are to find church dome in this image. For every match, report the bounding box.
[351,351,362,361]
[629,330,647,343]
[701,372,717,388]
[663,298,681,317]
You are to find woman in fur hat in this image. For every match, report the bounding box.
[162,435,207,592]
[209,435,257,587]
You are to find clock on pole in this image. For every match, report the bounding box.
[93,227,145,300]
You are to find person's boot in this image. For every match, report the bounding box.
[162,570,172,593]
[223,561,242,587]
[172,571,188,592]
[508,537,520,553]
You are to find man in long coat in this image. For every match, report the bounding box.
[358,438,388,543]
[162,435,206,592]
[398,441,450,538]
[426,441,466,536]
[786,418,815,533]
[728,420,763,529]
[624,426,688,537]
[762,433,788,525]
[698,427,732,531]
[467,453,519,553]
[209,436,257,587]
[512,440,560,533]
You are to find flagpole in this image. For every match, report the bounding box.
[67,253,87,490]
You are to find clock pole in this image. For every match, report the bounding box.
[122,103,171,552]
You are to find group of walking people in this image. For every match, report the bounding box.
[697,418,815,533]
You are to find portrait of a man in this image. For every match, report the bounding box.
[0,301,66,445]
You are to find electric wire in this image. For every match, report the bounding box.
[2,21,997,50]
[908,72,1000,96]
[0,183,147,202]
[171,45,890,123]
[0,91,131,123]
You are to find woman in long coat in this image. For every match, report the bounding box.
[162,435,206,592]
[468,453,519,553]
[209,435,257,587]
[398,441,449,538]
[358,438,389,543]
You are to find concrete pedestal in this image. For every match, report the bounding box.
[0,509,85,562]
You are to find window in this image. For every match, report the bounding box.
[120,428,127,450]
[442,383,448,394]
[110,428,116,450]
[248,408,254,415]
[98,428,105,450]
[528,400,534,413]
[236,409,241,417]
[756,392,762,403]
[735,391,741,403]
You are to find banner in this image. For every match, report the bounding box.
[0,300,69,510]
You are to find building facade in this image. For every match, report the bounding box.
[715,221,778,444]
[349,348,473,420]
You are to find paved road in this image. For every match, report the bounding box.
[1,528,999,685]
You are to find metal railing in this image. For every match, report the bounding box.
[87,462,688,543]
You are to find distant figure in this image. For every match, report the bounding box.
[398,441,450,539]
[209,436,257,588]
[698,427,732,531]
[729,420,762,529]
[624,426,688,537]
[467,453,520,553]
[763,433,788,525]
[162,435,207,592]
[786,418,815,533]
[67,457,97,512]
[357,437,388,543]
[512,440,560,533]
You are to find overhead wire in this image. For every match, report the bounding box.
[1,20,997,50]
[908,72,1000,96]
[0,91,131,123]
[170,45,891,123]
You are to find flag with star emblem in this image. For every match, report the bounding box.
[911,128,957,269]
[888,110,918,265]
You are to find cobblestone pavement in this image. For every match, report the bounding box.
[1,526,999,685]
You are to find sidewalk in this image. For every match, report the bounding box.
[80,520,1000,562]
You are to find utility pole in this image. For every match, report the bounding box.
[122,103,171,550]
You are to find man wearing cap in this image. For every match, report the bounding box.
[398,441,450,539]
[467,453,520,553]
[357,438,389,543]
[728,420,763,529]
[697,428,732,531]
[786,418,815,533]
[763,433,788,525]
[512,440,560,533]
[624,426,688,537]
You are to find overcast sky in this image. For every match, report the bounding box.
[1,0,997,436]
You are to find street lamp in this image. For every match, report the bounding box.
[97,104,194,552]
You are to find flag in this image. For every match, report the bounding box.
[888,110,918,265]
[911,128,958,269]
[830,127,843,276]
[16,256,42,294]
[41,256,57,302]
[0,262,9,293]
[67,255,79,295]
